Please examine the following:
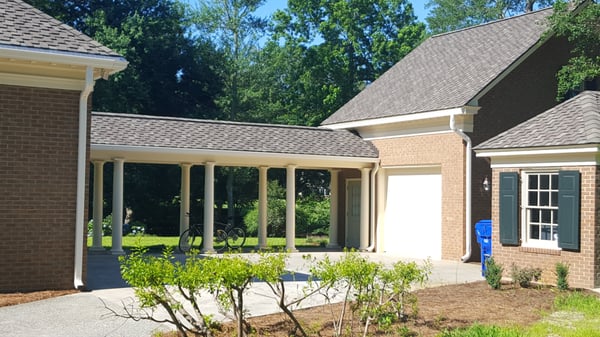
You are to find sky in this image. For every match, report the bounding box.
[254,0,431,23]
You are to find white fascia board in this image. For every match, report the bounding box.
[475,145,600,168]
[0,45,128,75]
[475,145,600,158]
[91,144,379,168]
[323,106,480,130]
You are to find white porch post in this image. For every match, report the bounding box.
[327,169,340,248]
[286,165,298,252]
[359,167,370,251]
[203,162,215,253]
[91,161,105,251]
[257,166,268,249]
[111,158,125,255]
[179,163,192,236]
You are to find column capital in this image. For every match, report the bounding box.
[92,160,105,166]
[204,161,216,167]
[112,157,125,163]
[180,162,193,168]
[329,168,341,173]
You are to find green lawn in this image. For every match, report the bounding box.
[87,235,328,252]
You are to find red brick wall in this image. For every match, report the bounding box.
[0,84,86,291]
[491,166,599,289]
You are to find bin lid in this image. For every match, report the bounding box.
[475,219,492,240]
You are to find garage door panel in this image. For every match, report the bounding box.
[383,169,442,259]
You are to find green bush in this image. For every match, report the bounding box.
[555,262,570,291]
[510,264,542,288]
[244,180,330,237]
[484,257,503,290]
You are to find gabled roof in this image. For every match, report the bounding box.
[91,112,379,160]
[0,0,120,58]
[475,91,600,150]
[322,8,552,126]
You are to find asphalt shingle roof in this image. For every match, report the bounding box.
[91,112,379,158]
[475,91,600,150]
[322,8,552,126]
[0,0,121,58]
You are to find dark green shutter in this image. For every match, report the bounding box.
[558,171,580,250]
[499,172,519,245]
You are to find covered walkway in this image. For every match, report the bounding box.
[89,112,379,253]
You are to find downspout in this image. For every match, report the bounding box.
[366,161,380,252]
[450,114,472,263]
[74,66,95,289]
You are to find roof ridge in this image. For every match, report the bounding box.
[430,7,553,39]
[91,112,332,132]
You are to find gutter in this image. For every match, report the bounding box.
[450,115,473,262]
[74,66,95,289]
[366,161,380,252]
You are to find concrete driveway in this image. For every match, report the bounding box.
[0,251,482,337]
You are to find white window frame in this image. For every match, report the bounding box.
[520,171,560,250]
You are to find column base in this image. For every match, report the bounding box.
[111,249,125,255]
[89,246,107,252]
[326,243,340,249]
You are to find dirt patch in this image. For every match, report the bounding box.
[0,289,78,307]
[215,281,562,337]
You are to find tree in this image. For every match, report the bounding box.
[425,0,555,34]
[268,0,426,125]
[547,0,600,100]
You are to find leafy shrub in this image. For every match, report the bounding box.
[484,257,503,290]
[307,250,431,336]
[244,180,330,237]
[555,262,570,291]
[510,264,542,288]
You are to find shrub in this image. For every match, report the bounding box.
[510,264,542,288]
[484,257,503,290]
[555,262,570,291]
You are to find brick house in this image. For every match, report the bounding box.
[0,0,126,291]
[322,8,574,262]
[475,91,600,289]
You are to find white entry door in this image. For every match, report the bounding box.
[345,179,361,248]
[383,168,442,259]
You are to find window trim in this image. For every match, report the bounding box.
[520,171,561,250]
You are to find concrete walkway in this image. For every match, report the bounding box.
[0,251,483,337]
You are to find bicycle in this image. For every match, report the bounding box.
[178,219,246,253]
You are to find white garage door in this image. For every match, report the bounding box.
[383,168,442,259]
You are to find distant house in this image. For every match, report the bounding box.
[475,91,600,289]
[0,0,127,291]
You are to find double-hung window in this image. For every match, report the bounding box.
[499,170,581,251]
[522,172,559,249]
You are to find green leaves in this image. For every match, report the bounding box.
[548,0,600,100]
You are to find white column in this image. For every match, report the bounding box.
[327,169,340,248]
[257,166,268,249]
[90,161,105,251]
[360,167,371,251]
[286,165,298,252]
[111,158,125,255]
[203,162,216,253]
[179,163,192,236]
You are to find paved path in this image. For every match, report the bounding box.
[0,251,483,337]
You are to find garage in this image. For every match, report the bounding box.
[382,167,442,259]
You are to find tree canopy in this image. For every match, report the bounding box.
[425,0,554,34]
[548,0,600,100]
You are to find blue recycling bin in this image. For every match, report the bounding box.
[475,220,492,277]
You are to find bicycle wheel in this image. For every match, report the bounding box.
[179,228,198,253]
[214,229,228,252]
[226,227,246,249]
